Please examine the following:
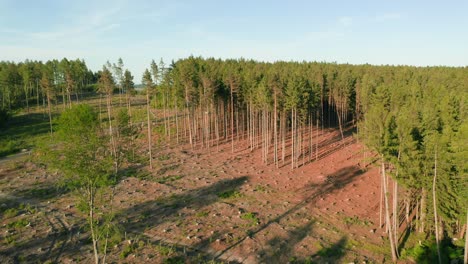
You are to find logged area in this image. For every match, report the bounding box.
[1,123,384,263]
[0,57,467,263]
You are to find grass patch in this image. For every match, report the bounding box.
[155,244,175,256]
[3,207,19,218]
[0,137,22,157]
[158,154,171,161]
[217,189,243,199]
[155,175,184,184]
[240,212,260,226]
[254,184,268,193]
[195,211,209,218]
[0,111,53,158]
[7,218,29,229]
[343,216,372,227]
[120,239,145,259]
[4,233,18,246]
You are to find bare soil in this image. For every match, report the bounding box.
[0,127,396,263]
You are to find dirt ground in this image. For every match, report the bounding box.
[0,126,395,263]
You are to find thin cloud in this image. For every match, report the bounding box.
[375,13,402,22]
[338,16,353,27]
[24,5,123,45]
[304,31,345,41]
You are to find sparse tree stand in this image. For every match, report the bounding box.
[98,67,117,159]
[122,69,135,123]
[142,69,154,170]
[40,73,54,134]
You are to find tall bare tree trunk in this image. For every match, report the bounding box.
[337,109,345,141]
[291,109,295,170]
[106,95,117,159]
[464,208,467,264]
[282,112,286,164]
[380,171,384,228]
[88,189,99,264]
[62,86,66,110]
[420,188,427,233]
[47,93,53,134]
[316,118,319,161]
[230,86,234,153]
[36,80,40,109]
[382,156,398,262]
[433,149,442,264]
[274,93,278,167]
[175,99,179,144]
[393,180,399,255]
[146,90,153,170]
[24,83,29,113]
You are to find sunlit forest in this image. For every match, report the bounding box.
[0,56,466,263]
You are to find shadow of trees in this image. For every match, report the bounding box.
[117,176,249,237]
[311,236,348,263]
[0,163,365,262]
[0,176,249,263]
[258,221,315,263]
[209,165,363,261]
[305,165,364,194]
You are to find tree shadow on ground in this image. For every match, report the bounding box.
[0,166,146,263]
[0,210,86,263]
[117,176,250,236]
[210,166,363,261]
[304,165,365,195]
[8,185,69,205]
[257,221,315,263]
[311,236,348,263]
[1,112,52,139]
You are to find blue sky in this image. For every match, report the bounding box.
[1,0,467,78]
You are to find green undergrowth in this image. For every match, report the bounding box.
[217,189,243,199]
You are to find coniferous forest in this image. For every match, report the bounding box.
[0,57,467,263]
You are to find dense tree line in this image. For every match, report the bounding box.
[0,59,97,113]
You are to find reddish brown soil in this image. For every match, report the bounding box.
[0,127,395,263]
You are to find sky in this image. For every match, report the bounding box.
[1,0,467,78]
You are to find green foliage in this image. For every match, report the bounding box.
[155,244,175,256]
[400,239,442,263]
[50,104,114,189]
[120,244,134,259]
[343,216,372,227]
[195,211,209,218]
[217,189,243,199]
[38,103,116,263]
[120,239,145,259]
[254,184,268,193]
[0,137,21,157]
[7,218,29,229]
[240,212,260,226]
[3,207,19,218]
[4,233,18,245]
